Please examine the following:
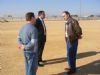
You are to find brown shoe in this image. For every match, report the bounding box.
[64,68,71,70]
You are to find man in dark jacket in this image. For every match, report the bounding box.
[62,11,82,74]
[35,10,46,66]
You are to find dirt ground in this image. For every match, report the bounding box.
[0,20,100,75]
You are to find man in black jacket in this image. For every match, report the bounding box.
[35,11,46,66]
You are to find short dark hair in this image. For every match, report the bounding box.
[63,11,71,17]
[26,12,35,21]
[38,10,45,16]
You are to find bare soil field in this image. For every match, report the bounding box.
[0,20,100,75]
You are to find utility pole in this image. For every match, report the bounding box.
[79,0,82,20]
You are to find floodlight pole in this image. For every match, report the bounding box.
[79,0,82,20]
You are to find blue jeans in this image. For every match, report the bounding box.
[24,51,38,75]
[66,38,78,71]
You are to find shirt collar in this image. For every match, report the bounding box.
[39,17,43,21]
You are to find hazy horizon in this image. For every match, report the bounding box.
[0,0,100,17]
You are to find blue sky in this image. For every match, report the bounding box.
[0,0,100,17]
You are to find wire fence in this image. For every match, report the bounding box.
[0,16,100,22]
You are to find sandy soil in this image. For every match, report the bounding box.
[0,20,100,75]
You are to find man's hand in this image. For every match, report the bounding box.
[18,44,25,50]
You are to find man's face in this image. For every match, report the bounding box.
[31,17,36,24]
[41,12,45,19]
[62,13,69,21]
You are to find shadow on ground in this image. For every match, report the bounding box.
[43,51,100,75]
[44,51,100,65]
[52,60,100,75]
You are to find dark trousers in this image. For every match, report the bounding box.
[66,38,78,71]
[38,35,46,61]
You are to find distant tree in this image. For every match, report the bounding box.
[8,15,13,20]
[52,15,57,20]
[89,15,94,17]
[72,15,78,17]
[8,15,12,17]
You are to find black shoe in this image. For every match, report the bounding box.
[38,62,45,67]
[67,70,76,74]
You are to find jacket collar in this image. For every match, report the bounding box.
[66,17,74,25]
